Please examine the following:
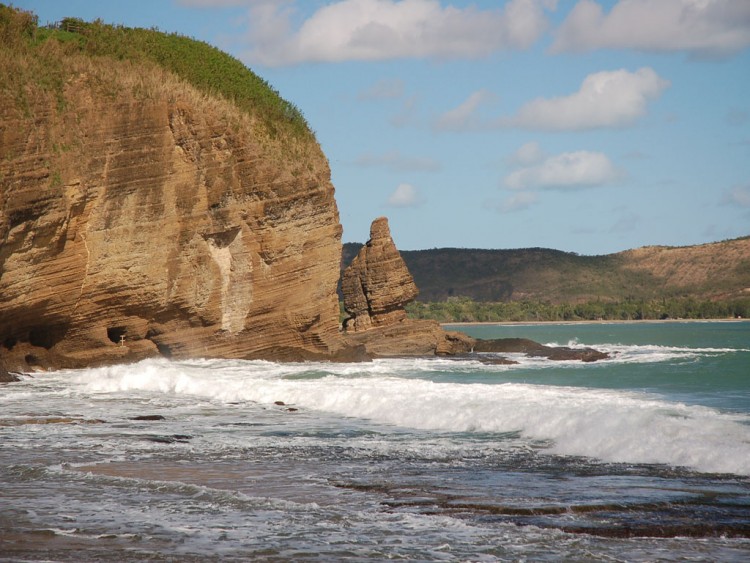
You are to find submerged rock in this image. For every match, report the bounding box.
[0,361,20,383]
[0,416,106,426]
[472,338,609,362]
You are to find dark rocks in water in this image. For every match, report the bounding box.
[0,416,106,426]
[472,338,609,362]
[130,415,166,421]
[142,434,192,444]
[0,371,20,383]
[449,354,519,366]
[274,401,286,406]
[0,358,20,382]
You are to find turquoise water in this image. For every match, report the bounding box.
[1,321,749,561]
[447,321,750,412]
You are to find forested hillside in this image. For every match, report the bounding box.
[341,236,750,321]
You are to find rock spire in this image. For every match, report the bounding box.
[341,217,418,332]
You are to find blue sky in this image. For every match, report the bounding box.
[14,0,750,254]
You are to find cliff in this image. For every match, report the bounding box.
[0,9,345,370]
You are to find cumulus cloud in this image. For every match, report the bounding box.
[552,0,750,58]
[433,68,668,132]
[509,67,669,130]
[386,183,424,207]
[238,0,552,66]
[504,150,621,190]
[355,150,440,172]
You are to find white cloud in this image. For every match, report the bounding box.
[433,89,496,131]
[433,68,668,132]
[386,183,424,207]
[355,150,440,172]
[509,67,669,130]
[504,150,621,190]
[723,185,750,208]
[239,0,552,66]
[552,0,750,58]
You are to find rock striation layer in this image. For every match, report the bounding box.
[0,49,345,370]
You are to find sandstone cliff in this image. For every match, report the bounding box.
[0,11,345,370]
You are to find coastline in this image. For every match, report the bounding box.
[442,318,750,327]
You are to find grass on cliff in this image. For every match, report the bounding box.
[0,5,312,141]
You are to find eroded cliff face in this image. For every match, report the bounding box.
[0,57,344,369]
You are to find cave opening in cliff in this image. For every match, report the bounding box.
[28,325,67,349]
[107,326,127,345]
[155,342,172,358]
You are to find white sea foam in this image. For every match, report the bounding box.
[59,357,750,476]
[546,339,746,364]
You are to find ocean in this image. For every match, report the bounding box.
[1,321,749,561]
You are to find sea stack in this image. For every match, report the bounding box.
[341,217,419,332]
[341,218,474,356]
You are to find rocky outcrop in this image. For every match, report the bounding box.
[472,338,609,362]
[0,360,19,382]
[343,318,474,357]
[341,217,418,332]
[0,47,344,370]
[340,217,474,357]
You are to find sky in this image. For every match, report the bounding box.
[12,0,750,255]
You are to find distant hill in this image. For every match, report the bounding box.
[342,236,750,304]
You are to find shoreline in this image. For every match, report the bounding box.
[442,318,750,327]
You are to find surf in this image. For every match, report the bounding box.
[57,356,750,476]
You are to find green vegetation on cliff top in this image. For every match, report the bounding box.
[0,4,311,139]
